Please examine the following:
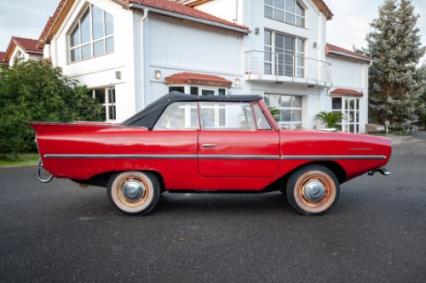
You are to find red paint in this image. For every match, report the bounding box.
[31,102,392,192]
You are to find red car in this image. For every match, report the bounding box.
[32,92,391,216]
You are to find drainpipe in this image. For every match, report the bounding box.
[139,8,149,111]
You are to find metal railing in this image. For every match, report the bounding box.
[245,50,332,86]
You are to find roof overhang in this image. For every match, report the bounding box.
[38,0,249,48]
[165,72,233,88]
[326,44,371,63]
[128,2,249,34]
[330,88,363,97]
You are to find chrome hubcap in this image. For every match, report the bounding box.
[303,180,326,202]
[122,180,145,201]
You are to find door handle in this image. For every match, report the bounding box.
[202,144,217,148]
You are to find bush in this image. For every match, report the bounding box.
[315,111,343,129]
[0,60,103,155]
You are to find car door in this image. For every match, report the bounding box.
[198,101,280,178]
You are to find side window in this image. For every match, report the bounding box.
[253,104,272,130]
[154,102,199,130]
[200,102,255,130]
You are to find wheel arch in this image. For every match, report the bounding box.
[264,160,348,192]
[72,169,166,191]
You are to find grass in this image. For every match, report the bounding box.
[0,153,40,168]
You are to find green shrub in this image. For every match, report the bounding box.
[315,111,343,129]
[0,60,103,155]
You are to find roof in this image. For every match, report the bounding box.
[0,52,5,64]
[165,72,232,88]
[312,0,333,20]
[175,0,333,20]
[4,36,43,62]
[128,0,248,31]
[330,88,363,97]
[326,43,371,63]
[38,0,249,48]
[123,92,262,129]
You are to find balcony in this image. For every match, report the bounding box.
[245,50,332,87]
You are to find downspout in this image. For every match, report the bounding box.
[139,8,149,111]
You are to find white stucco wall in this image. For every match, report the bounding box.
[327,55,370,133]
[8,45,42,66]
[48,0,139,122]
[144,14,245,104]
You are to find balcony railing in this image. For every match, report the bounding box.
[245,50,332,86]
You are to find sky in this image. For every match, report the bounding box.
[0,0,425,62]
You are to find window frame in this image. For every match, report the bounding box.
[264,0,306,28]
[153,102,201,131]
[264,93,302,129]
[168,85,228,96]
[91,87,116,122]
[264,29,305,78]
[68,4,114,64]
[199,102,257,131]
[332,96,360,133]
[252,103,273,130]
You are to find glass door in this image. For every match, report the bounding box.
[332,97,360,133]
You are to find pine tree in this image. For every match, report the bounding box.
[367,0,425,128]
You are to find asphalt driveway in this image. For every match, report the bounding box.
[1,134,425,283]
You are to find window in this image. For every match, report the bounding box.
[168,86,227,96]
[332,97,360,133]
[264,30,273,75]
[169,86,185,93]
[264,94,302,129]
[264,30,305,77]
[69,5,114,63]
[190,87,199,96]
[201,89,215,96]
[200,102,255,130]
[154,102,199,130]
[91,87,116,121]
[253,104,272,130]
[265,0,305,28]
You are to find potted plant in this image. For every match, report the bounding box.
[315,111,343,131]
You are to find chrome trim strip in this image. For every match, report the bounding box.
[199,155,279,160]
[44,154,280,160]
[44,154,386,161]
[44,154,197,159]
[282,155,387,160]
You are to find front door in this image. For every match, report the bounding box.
[197,101,280,177]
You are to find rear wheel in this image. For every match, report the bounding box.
[286,165,340,215]
[107,171,160,215]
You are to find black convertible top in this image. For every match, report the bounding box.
[123,92,262,129]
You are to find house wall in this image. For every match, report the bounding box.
[144,14,245,104]
[47,0,140,122]
[327,55,370,133]
[8,46,42,66]
[44,0,370,133]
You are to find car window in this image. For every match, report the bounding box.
[253,104,272,130]
[200,102,255,130]
[154,102,199,130]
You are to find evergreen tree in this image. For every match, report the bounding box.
[367,0,425,127]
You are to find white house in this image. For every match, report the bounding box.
[38,0,371,133]
[3,37,43,66]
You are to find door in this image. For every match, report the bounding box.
[198,101,280,177]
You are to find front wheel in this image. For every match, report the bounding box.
[286,165,340,215]
[107,171,160,215]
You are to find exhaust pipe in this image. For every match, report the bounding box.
[368,168,390,176]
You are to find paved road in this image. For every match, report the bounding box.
[1,135,425,283]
